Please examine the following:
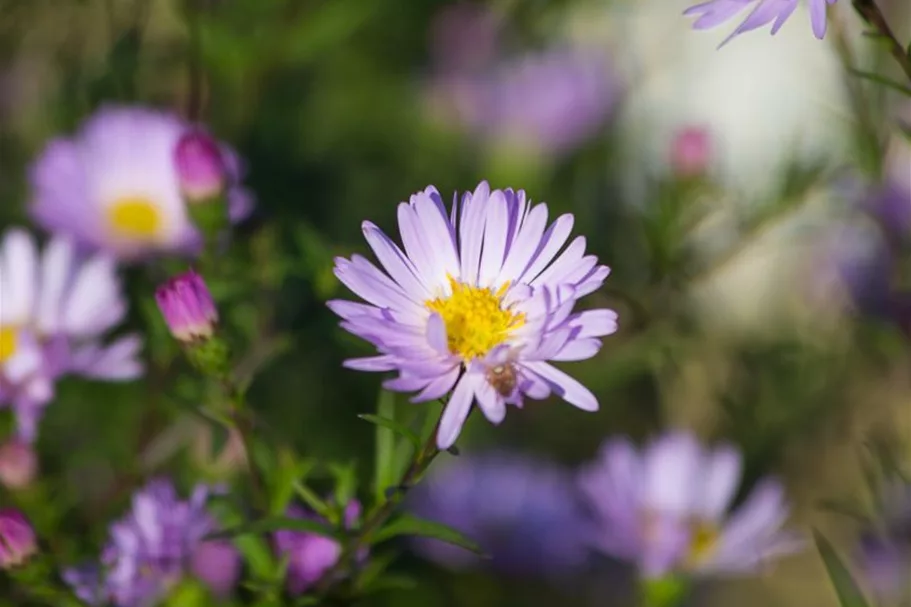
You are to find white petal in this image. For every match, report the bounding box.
[35,237,75,335]
[62,255,124,337]
[436,373,478,449]
[0,229,38,325]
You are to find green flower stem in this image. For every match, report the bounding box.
[311,417,443,598]
[852,0,911,84]
[221,376,269,512]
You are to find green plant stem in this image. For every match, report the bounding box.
[311,422,443,598]
[222,379,268,512]
[852,0,911,84]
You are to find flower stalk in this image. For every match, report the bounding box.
[852,0,911,83]
[311,413,443,597]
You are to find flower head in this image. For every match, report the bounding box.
[856,481,911,603]
[28,106,253,260]
[329,182,617,448]
[0,508,37,568]
[155,271,219,343]
[407,451,589,575]
[174,130,227,204]
[190,539,241,599]
[273,501,362,595]
[579,432,802,579]
[684,0,837,45]
[0,229,142,442]
[64,479,229,607]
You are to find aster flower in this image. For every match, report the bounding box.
[0,229,142,442]
[427,49,617,158]
[329,182,617,449]
[64,479,236,607]
[407,451,589,575]
[28,105,253,260]
[579,432,803,579]
[684,0,837,45]
[855,480,911,604]
[273,501,362,594]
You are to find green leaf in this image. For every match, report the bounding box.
[814,530,871,607]
[371,514,485,555]
[359,414,421,451]
[372,390,398,504]
[328,461,358,513]
[641,576,689,607]
[205,516,341,541]
[268,451,314,516]
[848,68,911,97]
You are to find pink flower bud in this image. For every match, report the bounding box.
[174,130,227,203]
[670,126,712,178]
[0,509,37,569]
[155,270,218,343]
[0,441,37,490]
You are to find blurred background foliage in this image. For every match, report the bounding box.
[0,0,910,605]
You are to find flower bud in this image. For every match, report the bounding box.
[669,126,712,178]
[0,509,37,569]
[155,271,219,344]
[174,130,227,204]
[0,441,37,490]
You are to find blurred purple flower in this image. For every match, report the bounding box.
[0,440,37,489]
[429,2,502,75]
[579,432,802,579]
[426,49,618,158]
[64,479,235,606]
[28,106,253,261]
[407,452,589,576]
[685,0,836,45]
[190,539,242,599]
[0,229,142,443]
[273,501,362,595]
[155,270,219,343]
[0,508,37,569]
[856,481,911,603]
[328,182,617,449]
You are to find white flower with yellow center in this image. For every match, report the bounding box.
[0,229,142,441]
[329,182,618,448]
[28,106,253,260]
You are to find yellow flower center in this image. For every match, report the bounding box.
[0,327,18,364]
[425,276,525,360]
[106,197,163,240]
[686,520,720,565]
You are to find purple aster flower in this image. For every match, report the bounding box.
[579,432,803,579]
[0,508,37,569]
[155,271,219,343]
[273,501,362,595]
[190,539,241,599]
[407,451,589,575]
[684,0,837,45]
[329,182,618,449]
[28,105,253,261]
[64,479,233,607]
[0,229,143,442]
[427,49,618,158]
[856,481,911,603]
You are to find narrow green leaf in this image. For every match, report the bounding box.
[358,414,421,450]
[814,530,871,607]
[372,391,398,503]
[371,514,485,556]
[205,517,341,541]
[329,461,358,512]
[848,67,911,97]
[293,480,333,519]
[816,499,871,523]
